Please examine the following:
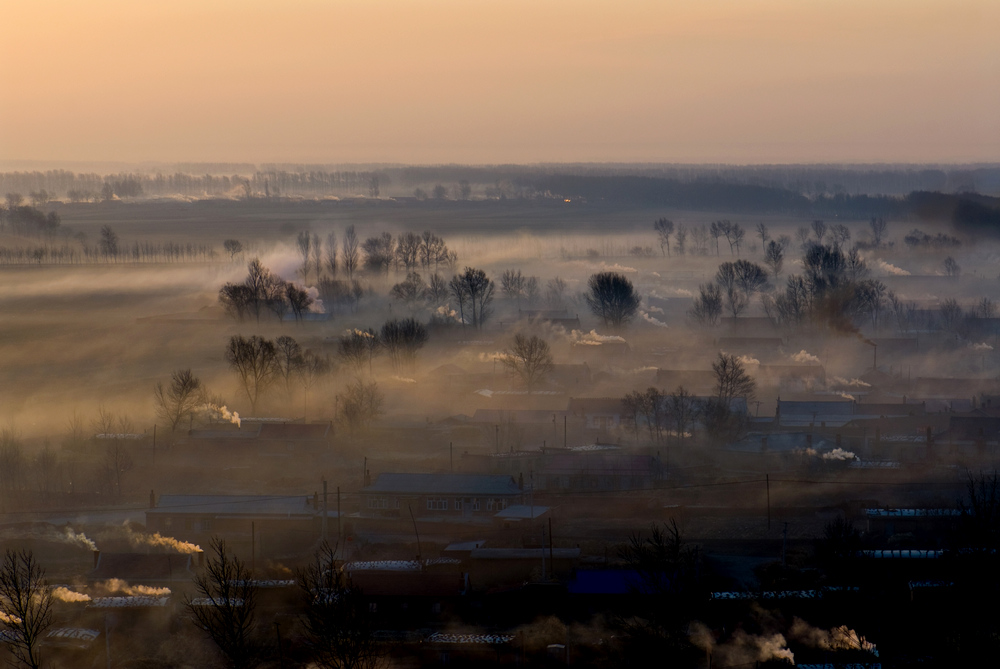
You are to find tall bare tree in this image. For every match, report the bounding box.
[226,335,278,413]
[154,369,206,431]
[186,539,260,669]
[0,550,53,669]
[342,226,360,280]
[501,334,553,392]
[298,542,384,669]
[585,272,641,329]
[653,218,674,257]
[297,231,313,283]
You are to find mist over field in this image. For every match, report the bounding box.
[1,0,999,666]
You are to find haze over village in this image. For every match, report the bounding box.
[1,2,999,668]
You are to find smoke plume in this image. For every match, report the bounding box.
[122,524,201,554]
[640,311,669,328]
[51,587,91,603]
[98,578,171,596]
[822,448,857,461]
[830,376,871,388]
[790,350,821,364]
[689,621,794,665]
[199,404,241,428]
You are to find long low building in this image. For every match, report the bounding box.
[360,473,523,519]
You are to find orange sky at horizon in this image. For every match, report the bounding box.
[1,0,997,165]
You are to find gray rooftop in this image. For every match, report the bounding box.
[363,473,521,496]
[148,495,321,518]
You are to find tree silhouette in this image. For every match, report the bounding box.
[0,549,53,669]
[585,272,641,329]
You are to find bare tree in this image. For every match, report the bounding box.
[0,550,53,669]
[546,276,567,306]
[286,283,314,321]
[668,386,695,445]
[755,222,769,250]
[869,216,887,248]
[338,380,384,434]
[298,542,384,669]
[425,273,448,303]
[500,269,526,305]
[524,276,540,305]
[715,262,748,318]
[944,256,961,277]
[674,224,688,255]
[297,231,313,283]
[395,232,422,271]
[362,233,394,275]
[390,272,427,306]
[451,267,494,329]
[713,353,756,403]
[812,220,827,243]
[764,240,784,278]
[689,283,722,326]
[103,441,134,501]
[325,231,338,277]
[300,350,332,420]
[418,231,451,270]
[312,233,323,281]
[226,335,278,413]
[275,336,305,394]
[154,369,206,431]
[584,272,641,329]
[379,318,429,372]
[224,239,244,260]
[653,218,674,257]
[830,224,851,248]
[342,226,360,280]
[501,334,553,392]
[339,329,379,377]
[186,538,260,669]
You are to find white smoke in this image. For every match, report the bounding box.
[199,404,241,428]
[874,259,910,276]
[305,285,324,313]
[121,523,201,554]
[435,305,462,323]
[646,305,665,314]
[790,350,821,364]
[789,618,878,656]
[63,528,98,551]
[970,342,993,352]
[98,579,171,597]
[650,288,693,298]
[839,393,856,401]
[830,376,871,388]
[640,311,669,328]
[570,330,627,346]
[597,262,638,274]
[689,621,794,665]
[390,376,417,384]
[736,355,761,367]
[51,587,91,603]
[822,448,857,461]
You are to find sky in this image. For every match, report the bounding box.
[1,0,998,166]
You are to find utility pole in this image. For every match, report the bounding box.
[782,522,789,568]
[322,479,329,541]
[337,486,341,553]
[766,474,771,530]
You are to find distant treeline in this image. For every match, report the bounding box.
[0,241,217,265]
[0,169,391,201]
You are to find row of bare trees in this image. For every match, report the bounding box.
[220,259,314,323]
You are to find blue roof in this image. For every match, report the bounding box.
[363,473,521,496]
